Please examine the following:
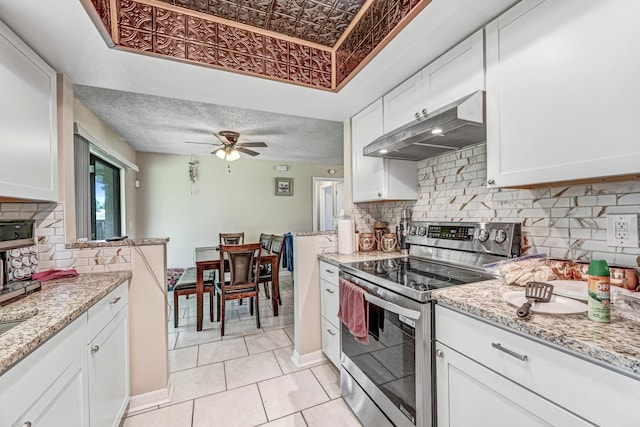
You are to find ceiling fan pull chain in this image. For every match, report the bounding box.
[228,164,231,173]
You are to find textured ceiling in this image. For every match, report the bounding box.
[158,0,367,47]
[73,85,344,164]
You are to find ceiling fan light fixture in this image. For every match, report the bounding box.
[226,149,241,161]
[215,148,227,159]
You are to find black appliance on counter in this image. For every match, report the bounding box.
[339,221,521,427]
[0,220,41,305]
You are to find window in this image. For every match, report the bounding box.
[90,155,122,240]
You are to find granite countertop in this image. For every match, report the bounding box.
[319,251,405,266]
[66,237,169,249]
[0,271,132,376]
[434,279,640,378]
[295,230,337,237]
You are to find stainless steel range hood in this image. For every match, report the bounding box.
[363,91,486,161]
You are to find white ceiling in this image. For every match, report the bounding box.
[0,0,520,163]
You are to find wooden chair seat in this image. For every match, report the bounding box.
[173,267,215,328]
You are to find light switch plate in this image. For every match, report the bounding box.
[606,214,639,248]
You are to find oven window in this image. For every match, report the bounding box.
[342,301,416,423]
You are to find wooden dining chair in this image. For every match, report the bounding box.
[215,243,262,336]
[258,234,284,304]
[219,232,244,245]
[259,233,273,250]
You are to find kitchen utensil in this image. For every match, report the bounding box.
[545,280,588,301]
[516,281,554,317]
[503,291,587,314]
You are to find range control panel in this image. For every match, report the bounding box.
[406,221,521,257]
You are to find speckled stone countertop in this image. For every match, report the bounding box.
[319,251,405,266]
[434,279,640,378]
[294,230,337,237]
[66,237,169,249]
[0,271,132,376]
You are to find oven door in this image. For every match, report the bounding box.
[339,270,431,427]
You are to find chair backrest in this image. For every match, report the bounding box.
[219,232,244,245]
[219,243,262,286]
[269,235,284,254]
[259,233,273,250]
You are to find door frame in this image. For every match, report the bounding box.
[312,177,344,231]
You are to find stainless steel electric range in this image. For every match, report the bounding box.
[338,221,521,427]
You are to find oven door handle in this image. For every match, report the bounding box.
[363,293,421,320]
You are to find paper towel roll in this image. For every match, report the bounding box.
[338,218,354,254]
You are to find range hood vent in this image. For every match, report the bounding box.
[363,91,486,161]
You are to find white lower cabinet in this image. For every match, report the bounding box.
[319,261,341,367]
[435,305,640,427]
[0,281,129,427]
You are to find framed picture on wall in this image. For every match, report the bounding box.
[275,177,293,196]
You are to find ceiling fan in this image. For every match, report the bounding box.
[185,131,268,161]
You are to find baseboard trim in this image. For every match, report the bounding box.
[291,349,326,368]
[126,383,173,414]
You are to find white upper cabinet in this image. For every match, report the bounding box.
[0,19,58,201]
[383,29,485,133]
[352,99,418,202]
[486,0,640,188]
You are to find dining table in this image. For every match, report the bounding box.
[194,246,280,331]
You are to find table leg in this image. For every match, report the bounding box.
[196,264,204,331]
[272,258,279,317]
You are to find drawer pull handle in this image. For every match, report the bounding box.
[491,342,527,361]
[325,288,335,294]
[92,345,100,353]
[327,329,336,336]
[325,269,335,274]
[110,296,122,304]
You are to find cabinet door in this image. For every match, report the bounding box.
[424,29,484,112]
[321,317,340,367]
[88,306,130,427]
[0,20,58,201]
[435,342,593,427]
[352,99,386,202]
[486,0,640,187]
[383,73,425,132]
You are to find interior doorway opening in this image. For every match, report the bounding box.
[312,177,345,231]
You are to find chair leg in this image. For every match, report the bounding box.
[220,297,226,337]
[263,282,270,298]
[239,298,243,305]
[173,291,179,328]
[209,290,214,322]
[216,293,221,322]
[249,296,254,316]
[255,295,261,329]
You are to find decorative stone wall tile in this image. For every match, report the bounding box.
[119,0,153,31]
[265,60,288,79]
[155,7,187,38]
[187,16,217,45]
[155,35,186,58]
[217,24,263,55]
[119,26,154,51]
[186,42,217,64]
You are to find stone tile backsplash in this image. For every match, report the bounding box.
[0,202,131,273]
[354,143,640,267]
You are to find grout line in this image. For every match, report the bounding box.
[309,365,332,402]
[190,399,195,427]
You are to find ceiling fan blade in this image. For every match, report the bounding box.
[185,141,220,146]
[214,133,231,145]
[238,142,268,148]
[237,147,260,156]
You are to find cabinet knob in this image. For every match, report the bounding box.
[92,345,100,353]
[414,111,421,119]
[22,422,32,427]
[377,192,382,197]
[109,296,122,305]
[422,108,428,116]
[487,179,496,185]
[436,349,444,358]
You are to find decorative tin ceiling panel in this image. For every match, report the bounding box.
[89,0,429,90]
[156,0,367,47]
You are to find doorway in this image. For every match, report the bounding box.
[312,177,345,231]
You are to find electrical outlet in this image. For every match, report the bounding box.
[607,214,639,248]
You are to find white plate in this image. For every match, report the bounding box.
[503,291,587,314]
[545,280,588,301]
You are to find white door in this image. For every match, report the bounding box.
[319,184,334,231]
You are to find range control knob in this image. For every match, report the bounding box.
[478,229,490,242]
[408,226,417,235]
[495,229,508,244]
[417,226,427,236]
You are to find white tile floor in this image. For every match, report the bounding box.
[120,275,363,427]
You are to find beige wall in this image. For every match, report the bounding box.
[135,152,344,267]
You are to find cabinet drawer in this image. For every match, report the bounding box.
[319,261,339,284]
[321,317,341,367]
[88,281,128,342]
[320,279,339,325]
[436,305,640,426]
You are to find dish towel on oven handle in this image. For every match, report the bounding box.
[338,278,369,344]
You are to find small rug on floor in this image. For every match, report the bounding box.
[167,268,185,291]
